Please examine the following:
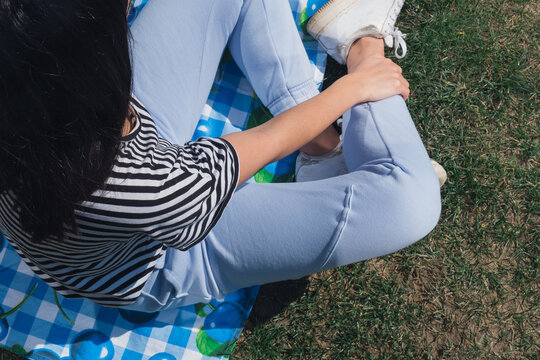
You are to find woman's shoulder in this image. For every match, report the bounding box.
[119,95,160,148]
[108,95,181,181]
[129,94,147,114]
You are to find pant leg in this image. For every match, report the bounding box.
[126,0,440,311]
[123,0,330,311]
[125,95,441,312]
[228,0,320,115]
[129,0,319,145]
[203,96,441,294]
[129,0,244,145]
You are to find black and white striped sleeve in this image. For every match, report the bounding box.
[150,136,240,250]
[84,102,241,252]
[106,134,239,251]
[0,97,241,306]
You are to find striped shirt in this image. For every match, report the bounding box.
[0,96,239,307]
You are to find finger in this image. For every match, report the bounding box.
[401,75,409,88]
[397,74,409,90]
[387,59,401,71]
[400,83,409,101]
[401,92,408,101]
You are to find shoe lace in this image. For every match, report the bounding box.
[385,0,407,59]
[390,27,407,59]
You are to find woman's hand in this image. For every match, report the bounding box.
[222,43,411,185]
[222,73,373,185]
[346,55,410,102]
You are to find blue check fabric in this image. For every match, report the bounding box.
[0,0,327,359]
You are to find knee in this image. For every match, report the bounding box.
[396,170,441,243]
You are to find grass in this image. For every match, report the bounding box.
[233,0,539,359]
[1,1,537,360]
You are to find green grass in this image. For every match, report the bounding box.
[0,351,23,360]
[233,0,539,359]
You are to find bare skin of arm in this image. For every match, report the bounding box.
[122,38,408,186]
[222,37,409,185]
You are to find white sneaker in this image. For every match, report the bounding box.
[295,136,447,186]
[431,159,447,187]
[296,149,447,187]
[295,139,348,182]
[307,0,408,64]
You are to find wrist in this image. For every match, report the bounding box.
[335,73,368,107]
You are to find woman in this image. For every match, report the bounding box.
[0,0,441,311]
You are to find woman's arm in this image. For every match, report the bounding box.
[221,56,409,185]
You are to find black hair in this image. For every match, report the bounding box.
[0,0,132,243]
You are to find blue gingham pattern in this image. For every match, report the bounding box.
[0,0,327,359]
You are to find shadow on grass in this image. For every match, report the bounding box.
[244,277,310,331]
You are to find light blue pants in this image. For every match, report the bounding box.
[125,0,441,312]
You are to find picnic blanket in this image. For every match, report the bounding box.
[0,0,326,359]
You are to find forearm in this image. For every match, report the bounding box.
[221,38,409,185]
[221,74,361,185]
